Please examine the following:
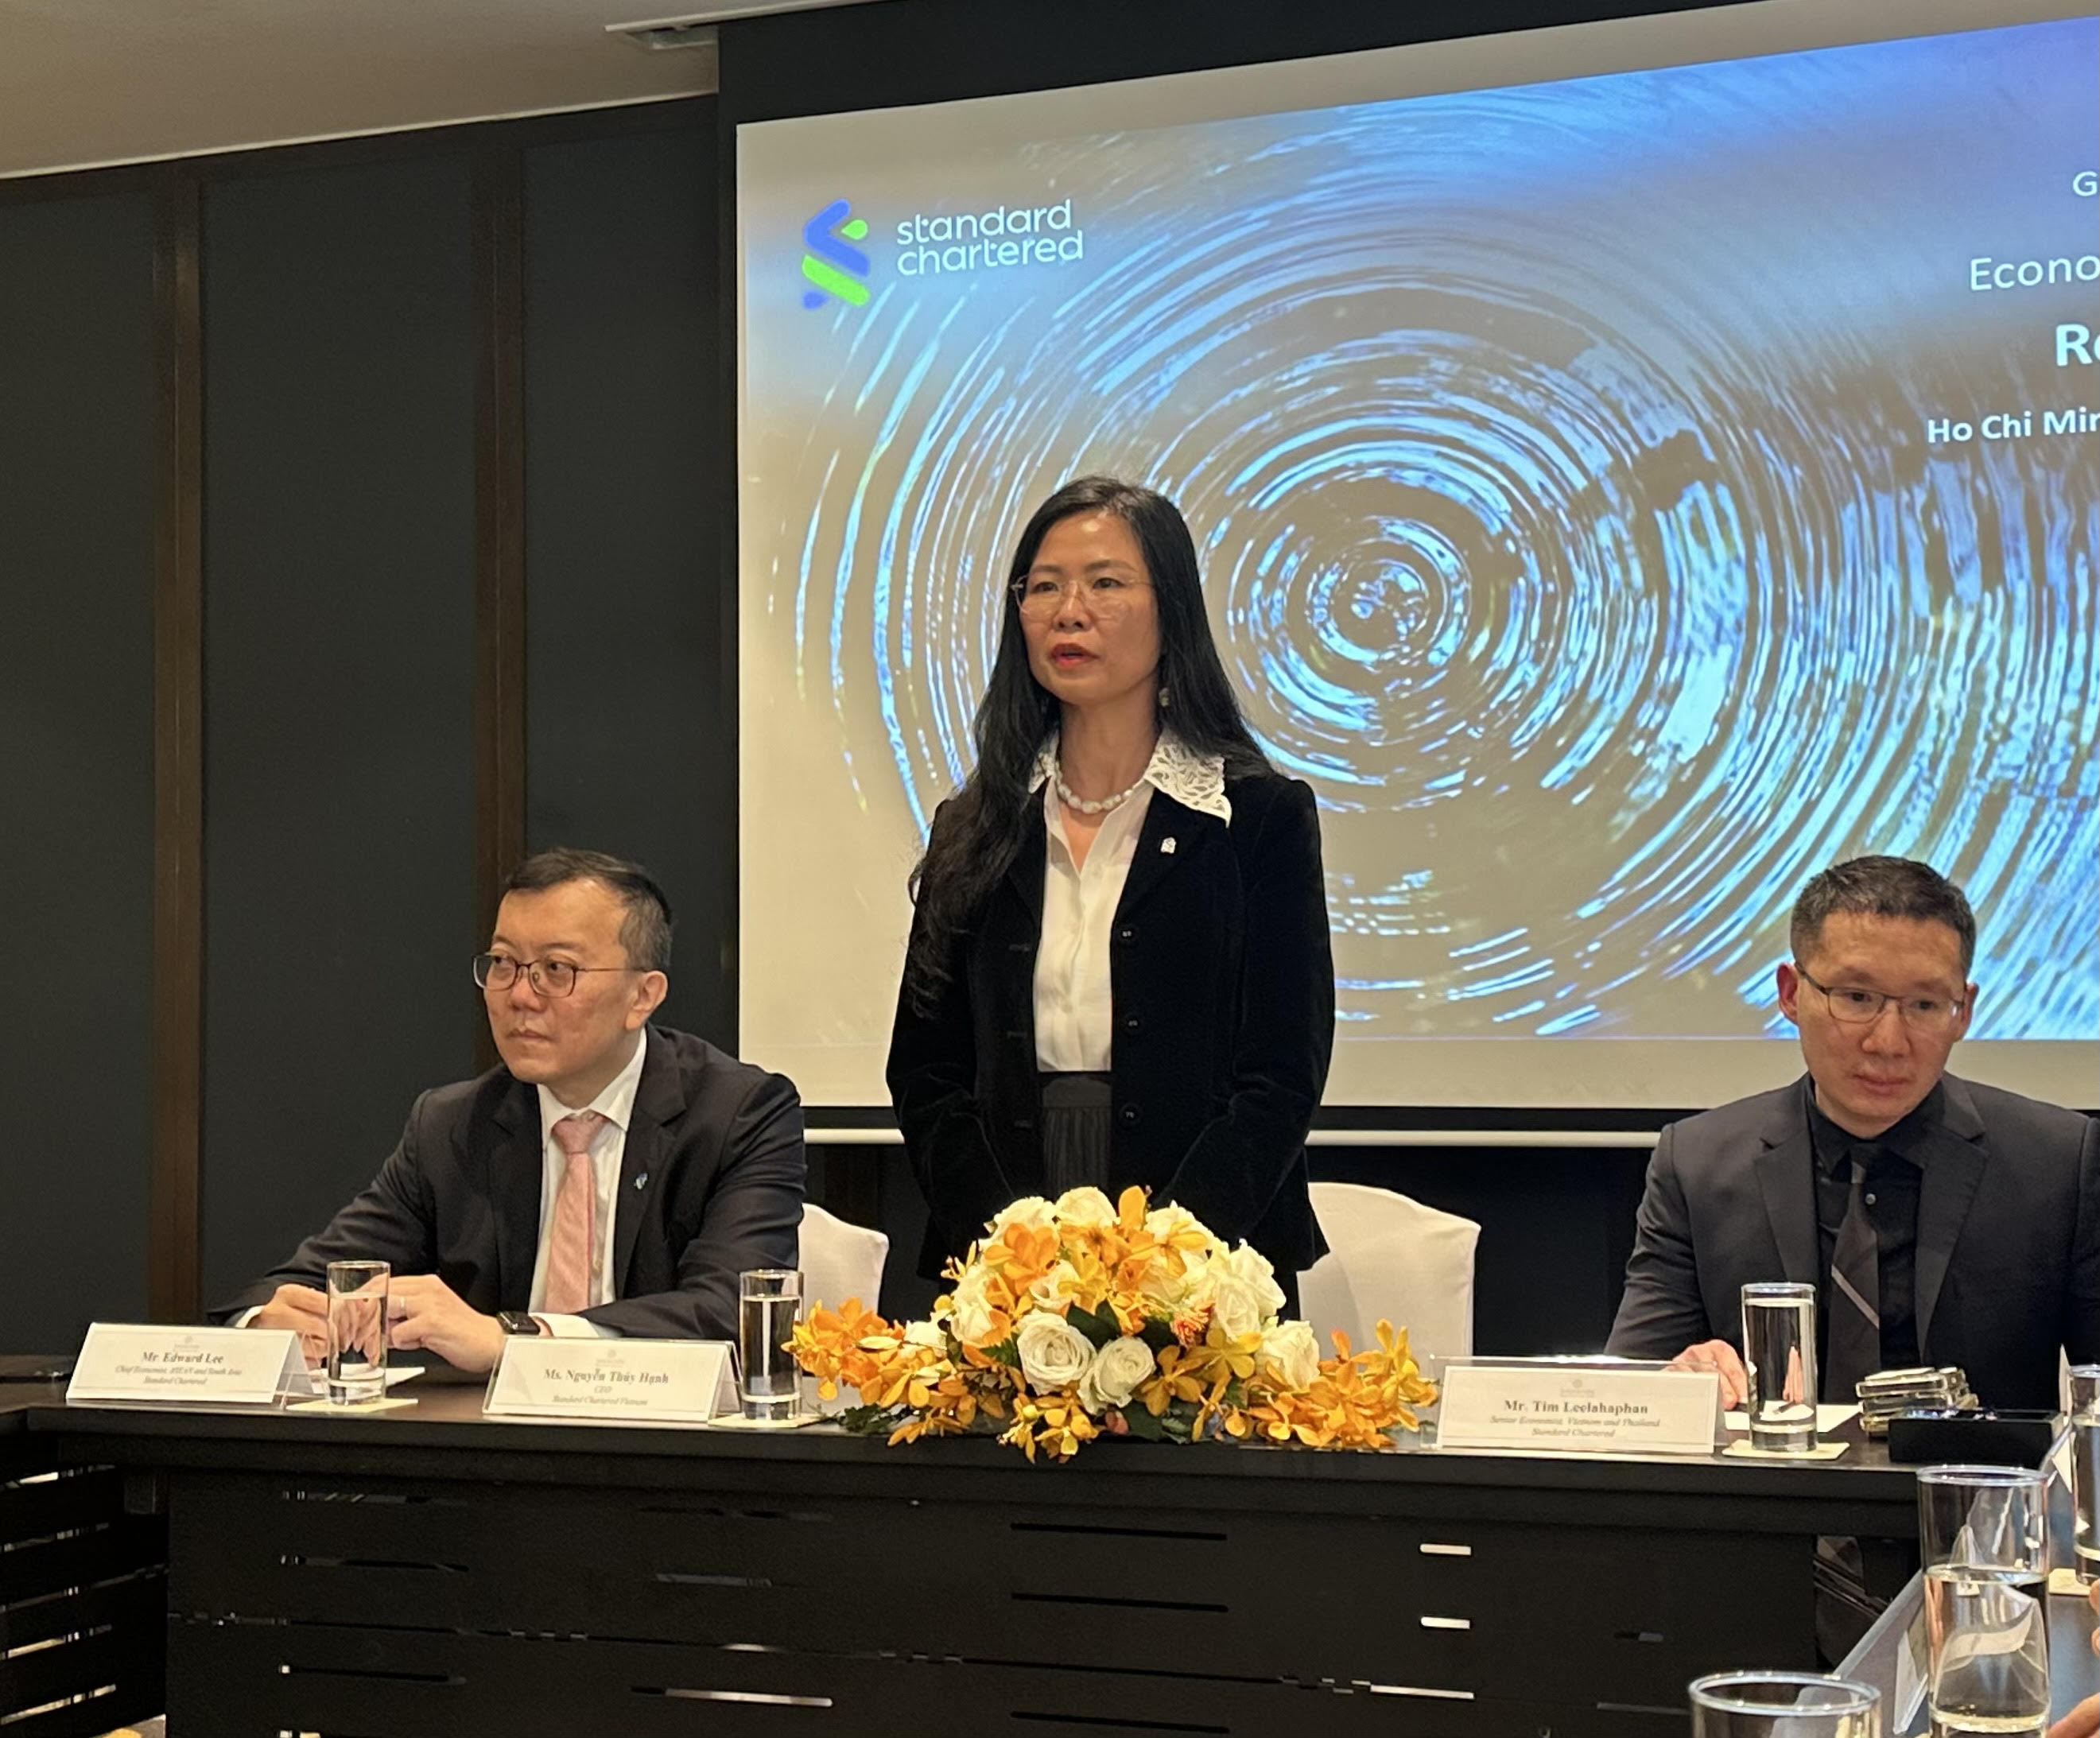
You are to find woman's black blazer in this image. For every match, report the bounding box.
[887,770,1336,1282]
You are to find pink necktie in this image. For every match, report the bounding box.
[544,1111,605,1314]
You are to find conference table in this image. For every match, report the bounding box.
[10,1381,1945,1738]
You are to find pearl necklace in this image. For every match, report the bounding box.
[1054,762,1147,816]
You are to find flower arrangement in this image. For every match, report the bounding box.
[790,1185,1438,1460]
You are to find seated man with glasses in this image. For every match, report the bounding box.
[1607,855,2100,1412]
[217,848,805,1371]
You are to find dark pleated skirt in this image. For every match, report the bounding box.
[1038,1071,1112,1197]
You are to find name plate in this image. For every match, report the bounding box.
[483,1338,734,1424]
[68,1323,315,1407]
[1438,1361,1719,1455]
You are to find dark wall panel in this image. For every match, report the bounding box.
[521,123,728,1046]
[0,192,157,1348]
[200,159,479,1305]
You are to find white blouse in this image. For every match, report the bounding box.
[1030,734,1231,1072]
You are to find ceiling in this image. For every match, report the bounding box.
[0,0,867,180]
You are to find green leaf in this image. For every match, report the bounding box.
[837,1404,898,1434]
[1119,1406,1166,1441]
[1139,1319,1178,1353]
[984,1338,1020,1368]
[1066,1305,1118,1350]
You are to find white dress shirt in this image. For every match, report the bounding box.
[1029,733,1232,1072]
[529,1026,649,1338]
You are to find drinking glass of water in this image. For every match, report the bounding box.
[1916,1464,2049,1737]
[324,1259,390,1405]
[737,1270,803,1423]
[1741,1282,1819,1452]
[2074,1410,2100,1583]
[1687,1672,1881,1737]
[2069,1364,2100,1578]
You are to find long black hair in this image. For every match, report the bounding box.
[902,475,1272,1013]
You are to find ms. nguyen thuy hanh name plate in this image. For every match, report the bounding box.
[1437,1360,1720,1455]
[483,1338,735,1425]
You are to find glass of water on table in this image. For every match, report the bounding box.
[1741,1282,1819,1452]
[324,1259,390,1405]
[1916,1464,2050,1737]
[1687,1670,1881,1737]
[2068,1365,2100,1583]
[737,1270,803,1423]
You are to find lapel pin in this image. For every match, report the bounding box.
[1160,837,1176,855]
[634,1174,649,1190]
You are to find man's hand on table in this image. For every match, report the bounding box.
[2046,1585,2100,1738]
[249,1284,328,1366]
[1666,1338,1749,1409]
[386,1274,507,1373]
[2051,1701,2099,1738]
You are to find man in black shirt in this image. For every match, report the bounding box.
[1607,855,2100,1411]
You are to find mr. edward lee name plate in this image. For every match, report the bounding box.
[68,1323,313,1407]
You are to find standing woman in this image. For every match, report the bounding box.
[888,475,1335,1298]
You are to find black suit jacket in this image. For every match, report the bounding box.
[889,770,1335,1282]
[215,1026,806,1341]
[1605,1073,2100,1408]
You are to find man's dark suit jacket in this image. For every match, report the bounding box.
[1606,1073,2100,1409]
[215,1026,805,1342]
[888,770,1335,1284]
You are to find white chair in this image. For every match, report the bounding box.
[1296,1181,1481,1370]
[796,1203,890,1314]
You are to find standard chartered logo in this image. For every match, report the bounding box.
[797,192,1086,308]
[897,198,1083,277]
[801,199,870,309]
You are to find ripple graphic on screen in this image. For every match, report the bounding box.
[739,11,2100,1092]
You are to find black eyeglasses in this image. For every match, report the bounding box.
[472,952,633,999]
[1794,966,1966,1032]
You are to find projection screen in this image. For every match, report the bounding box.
[736,0,2100,1112]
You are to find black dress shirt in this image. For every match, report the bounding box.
[1807,1080,1947,1376]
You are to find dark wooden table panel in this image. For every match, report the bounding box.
[31,1387,1924,1738]
[0,1390,165,1738]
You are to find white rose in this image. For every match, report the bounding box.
[1205,1273,1267,1341]
[1077,1336,1156,1414]
[1029,1260,1081,1313]
[1052,1186,1117,1229]
[902,1319,947,1351]
[1014,1312,1096,1394]
[948,1268,1001,1347]
[1258,1319,1320,1391]
[1144,1203,1204,1246]
[1219,1243,1287,1317]
[1137,1253,1198,1313]
[989,1196,1056,1238]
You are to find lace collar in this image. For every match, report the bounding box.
[1027,731,1231,823]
